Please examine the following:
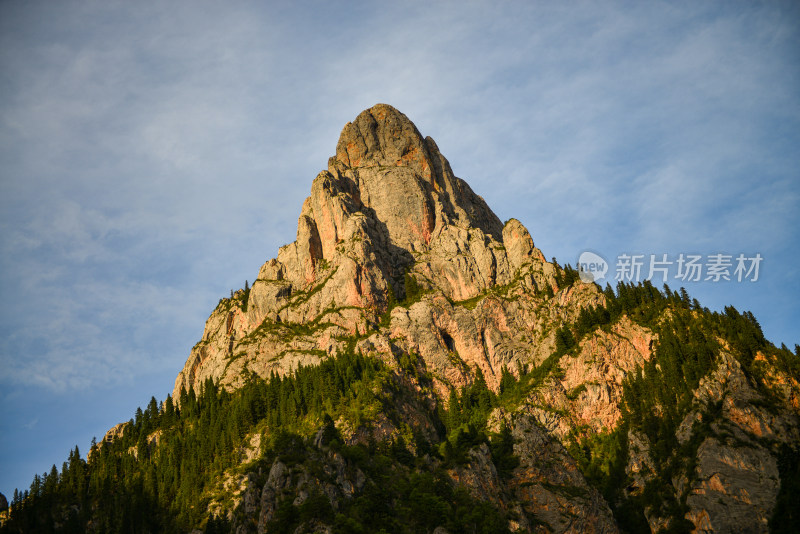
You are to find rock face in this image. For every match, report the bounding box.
[173,104,557,399]
[662,352,796,533]
[251,450,366,534]
[482,411,619,533]
[167,105,799,533]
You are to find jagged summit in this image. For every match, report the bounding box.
[320,103,502,259]
[334,104,430,170]
[173,105,556,399]
[279,104,511,294]
[331,104,501,238]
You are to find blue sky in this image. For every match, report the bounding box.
[1,0,798,498]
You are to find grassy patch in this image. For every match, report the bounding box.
[566,383,588,401]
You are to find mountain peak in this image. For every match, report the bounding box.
[329,104,503,250]
[173,105,550,398]
[11,106,798,534]
[335,104,429,172]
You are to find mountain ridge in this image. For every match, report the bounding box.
[2,105,798,534]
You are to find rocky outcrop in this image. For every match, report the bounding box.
[624,351,800,532]
[518,315,656,441]
[482,411,619,533]
[223,411,619,534]
[164,105,798,534]
[221,425,371,534]
[173,104,559,400]
[680,353,798,532]
[684,437,779,533]
[87,421,130,461]
[252,452,365,534]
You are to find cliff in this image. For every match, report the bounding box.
[174,104,560,399]
[167,105,798,533]
[4,105,798,534]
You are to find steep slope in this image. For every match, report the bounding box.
[174,103,563,399]
[168,104,799,533]
[3,105,798,534]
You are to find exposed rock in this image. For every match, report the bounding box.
[502,413,618,533]
[624,430,655,497]
[103,421,128,443]
[685,437,779,533]
[250,449,366,534]
[155,105,799,534]
[448,442,531,531]
[624,350,800,532]
[88,421,130,460]
[679,353,797,531]
[694,352,800,445]
[525,315,655,439]
[207,471,252,523]
[240,433,262,464]
[124,429,163,460]
[173,104,561,400]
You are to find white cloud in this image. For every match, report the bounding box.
[1,0,798,500]
[0,0,797,396]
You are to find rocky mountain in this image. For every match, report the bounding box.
[173,103,558,400]
[2,104,798,534]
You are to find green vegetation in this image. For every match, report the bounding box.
[378,270,428,327]
[225,281,252,313]
[552,262,581,290]
[280,267,338,311]
[451,263,548,311]
[6,265,798,534]
[243,302,362,345]
[435,363,562,474]
[565,281,800,532]
[403,271,423,304]
[2,353,384,532]
[1,351,515,534]
[453,291,488,310]
[261,440,510,534]
[566,383,588,401]
[771,444,800,533]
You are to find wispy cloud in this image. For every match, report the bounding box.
[1,0,798,394]
[1,0,798,499]
[22,418,38,431]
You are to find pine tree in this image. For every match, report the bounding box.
[499,365,516,395]
[679,287,690,306]
[146,396,159,430]
[134,407,144,434]
[490,423,519,479]
[555,326,576,355]
[164,395,175,424]
[447,388,461,431]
